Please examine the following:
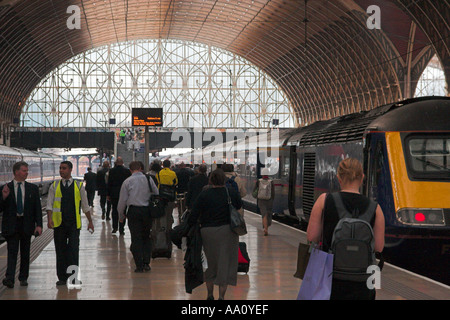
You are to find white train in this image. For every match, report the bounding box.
[0,145,63,196]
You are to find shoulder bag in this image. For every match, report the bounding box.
[146,175,166,218]
[225,187,247,236]
[157,171,176,202]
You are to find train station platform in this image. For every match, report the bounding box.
[0,196,449,301]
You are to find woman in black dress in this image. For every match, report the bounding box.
[188,168,243,300]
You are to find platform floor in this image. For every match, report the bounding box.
[0,196,449,300]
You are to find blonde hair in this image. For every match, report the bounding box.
[337,158,363,184]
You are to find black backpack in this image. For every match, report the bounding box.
[330,193,378,282]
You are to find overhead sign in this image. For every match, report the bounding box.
[132,108,163,127]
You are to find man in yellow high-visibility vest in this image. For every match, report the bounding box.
[46,161,94,287]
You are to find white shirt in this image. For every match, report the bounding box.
[117,172,158,221]
[46,178,91,214]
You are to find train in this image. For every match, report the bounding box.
[0,145,63,196]
[168,96,450,284]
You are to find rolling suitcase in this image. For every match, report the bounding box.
[151,212,172,259]
[238,242,250,273]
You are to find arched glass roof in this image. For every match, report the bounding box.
[21,39,295,129]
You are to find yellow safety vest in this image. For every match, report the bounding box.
[52,180,82,229]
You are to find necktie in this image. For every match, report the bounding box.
[65,180,69,188]
[17,182,23,215]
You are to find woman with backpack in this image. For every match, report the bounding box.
[253,168,275,236]
[306,158,385,300]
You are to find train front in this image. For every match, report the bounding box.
[375,97,450,284]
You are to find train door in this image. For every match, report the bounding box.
[365,133,387,203]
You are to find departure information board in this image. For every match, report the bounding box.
[132,108,163,127]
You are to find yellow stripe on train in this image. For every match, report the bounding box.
[385,132,450,212]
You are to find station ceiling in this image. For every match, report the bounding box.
[0,0,448,126]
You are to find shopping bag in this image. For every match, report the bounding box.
[293,242,311,279]
[297,248,333,300]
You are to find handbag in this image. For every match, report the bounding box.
[297,248,334,300]
[146,175,166,218]
[225,187,247,236]
[252,181,258,199]
[159,184,176,202]
[293,242,311,279]
[148,195,166,218]
[252,187,258,199]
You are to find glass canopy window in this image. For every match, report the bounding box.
[21,39,295,129]
[414,54,447,98]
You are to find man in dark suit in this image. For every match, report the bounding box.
[107,157,131,235]
[186,164,209,209]
[83,167,97,207]
[96,160,111,220]
[1,161,43,288]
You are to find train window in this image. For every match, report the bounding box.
[281,156,290,179]
[404,135,450,181]
[369,143,384,201]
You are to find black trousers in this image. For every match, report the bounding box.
[127,206,152,269]
[86,189,95,207]
[99,194,111,218]
[111,197,126,232]
[53,224,80,282]
[5,217,31,282]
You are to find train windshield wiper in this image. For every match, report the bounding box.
[413,156,450,171]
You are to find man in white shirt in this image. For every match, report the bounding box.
[118,161,158,272]
[46,161,94,286]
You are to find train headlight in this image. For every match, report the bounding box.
[397,208,445,226]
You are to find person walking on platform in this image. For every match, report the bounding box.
[148,161,161,186]
[107,157,131,235]
[1,161,43,288]
[156,159,178,230]
[186,164,209,210]
[83,167,97,208]
[223,164,247,217]
[187,169,242,300]
[96,160,111,220]
[46,161,94,286]
[119,129,126,144]
[307,158,385,300]
[118,161,158,272]
[253,168,275,236]
[174,162,194,216]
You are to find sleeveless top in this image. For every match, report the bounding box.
[321,192,376,252]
